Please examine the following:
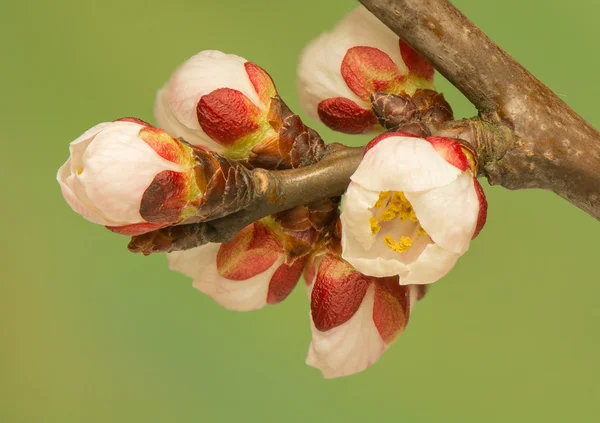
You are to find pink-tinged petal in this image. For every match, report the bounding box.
[351,136,461,192]
[137,126,189,165]
[216,221,282,280]
[310,253,372,331]
[106,222,169,236]
[317,97,377,134]
[426,136,470,172]
[402,243,460,285]
[168,242,286,311]
[372,277,410,343]
[363,131,421,156]
[267,257,306,305]
[405,172,479,255]
[154,87,225,153]
[472,178,488,239]
[244,62,277,105]
[197,88,262,146]
[399,40,434,81]
[139,170,188,224]
[341,46,405,101]
[307,285,386,378]
[79,124,182,226]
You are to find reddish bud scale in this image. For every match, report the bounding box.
[197,88,262,146]
[138,126,189,166]
[372,277,410,343]
[267,257,307,304]
[107,221,170,236]
[472,179,488,239]
[317,97,378,134]
[426,136,470,172]
[341,46,405,101]
[217,222,282,280]
[399,40,434,81]
[311,253,371,332]
[244,62,277,105]
[139,170,190,224]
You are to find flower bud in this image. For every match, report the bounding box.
[297,6,435,134]
[305,247,427,378]
[57,119,202,235]
[168,218,312,311]
[155,50,279,159]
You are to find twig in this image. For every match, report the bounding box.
[129,144,363,253]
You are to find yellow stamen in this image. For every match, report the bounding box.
[374,191,391,209]
[369,217,381,234]
[76,167,84,175]
[379,208,398,222]
[384,235,413,253]
[418,226,428,236]
[408,208,419,223]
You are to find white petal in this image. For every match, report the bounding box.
[154,87,224,152]
[57,121,148,226]
[405,173,479,255]
[402,244,460,285]
[57,157,111,225]
[297,6,407,120]
[79,123,182,226]
[167,244,282,312]
[340,182,380,251]
[307,285,386,378]
[351,136,461,192]
[164,50,262,131]
[342,228,419,279]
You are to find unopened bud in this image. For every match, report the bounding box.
[155,50,278,158]
[297,6,435,134]
[57,119,257,236]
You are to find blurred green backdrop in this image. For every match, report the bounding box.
[2,0,600,421]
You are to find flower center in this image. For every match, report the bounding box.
[369,191,427,254]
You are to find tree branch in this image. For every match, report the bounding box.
[128,144,363,254]
[360,0,600,220]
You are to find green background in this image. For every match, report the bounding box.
[2,0,600,421]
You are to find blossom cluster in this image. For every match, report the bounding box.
[57,6,487,378]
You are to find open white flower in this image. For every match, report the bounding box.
[57,119,199,236]
[341,132,487,283]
